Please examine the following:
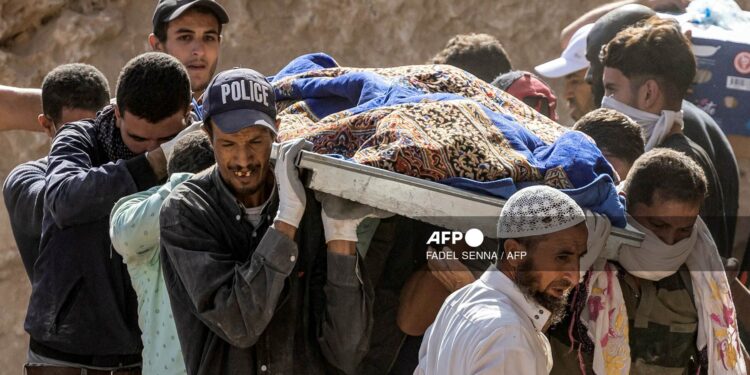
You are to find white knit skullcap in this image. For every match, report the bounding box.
[497,185,585,238]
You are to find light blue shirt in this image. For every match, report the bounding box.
[110,173,193,375]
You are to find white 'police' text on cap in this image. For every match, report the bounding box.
[202,68,278,135]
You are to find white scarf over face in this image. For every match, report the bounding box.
[581,216,746,374]
[618,214,696,281]
[601,96,684,151]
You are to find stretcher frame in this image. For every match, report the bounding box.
[273,146,644,256]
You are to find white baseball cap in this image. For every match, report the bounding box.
[535,23,594,78]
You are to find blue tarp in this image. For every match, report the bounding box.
[272,53,627,227]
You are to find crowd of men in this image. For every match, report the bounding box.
[1,0,749,374]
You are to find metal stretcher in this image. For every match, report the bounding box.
[273,145,644,257]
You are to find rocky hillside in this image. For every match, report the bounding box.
[1,0,748,370]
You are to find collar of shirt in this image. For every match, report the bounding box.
[209,166,279,224]
[479,266,551,331]
[241,185,275,215]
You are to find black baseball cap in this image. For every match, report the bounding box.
[152,0,229,31]
[202,68,277,135]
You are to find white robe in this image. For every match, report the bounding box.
[415,267,553,375]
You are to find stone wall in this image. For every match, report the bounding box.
[1,0,748,370]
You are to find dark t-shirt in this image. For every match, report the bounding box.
[660,133,729,255]
[681,101,738,257]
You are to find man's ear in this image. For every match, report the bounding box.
[201,121,213,144]
[37,114,55,138]
[114,104,123,128]
[148,33,163,51]
[274,119,281,142]
[503,238,524,269]
[639,79,663,113]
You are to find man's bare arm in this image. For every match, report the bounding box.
[560,1,635,48]
[0,85,43,132]
[560,0,690,48]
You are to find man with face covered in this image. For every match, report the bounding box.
[596,17,732,264]
[415,186,588,374]
[585,5,739,257]
[552,149,748,374]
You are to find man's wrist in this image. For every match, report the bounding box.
[275,202,305,229]
[322,218,358,243]
[327,240,356,256]
[146,148,168,180]
[273,220,298,240]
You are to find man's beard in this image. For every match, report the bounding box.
[516,258,572,326]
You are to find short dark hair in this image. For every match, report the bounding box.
[167,131,215,175]
[153,5,223,43]
[41,63,110,124]
[624,148,707,210]
[601,17,695,107]
[573,108,645,165]
[116,52,191,123]
[430,33,512,83]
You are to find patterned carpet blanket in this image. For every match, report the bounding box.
[271,53,626,227]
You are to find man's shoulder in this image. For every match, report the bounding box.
[161,168,217,212]
[49,119,99,153]
[445,281,529,330]
[175,167,213,191]
[664,132,714,165]
[682,100,718,128]
[444,288,537,351]
[56,118,97,137]
[5,158,47,183]
[681,100,730,155]
[3,158,48,200]
[660,133,698,156]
